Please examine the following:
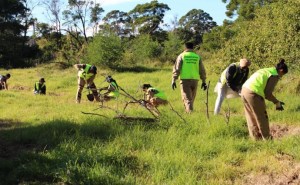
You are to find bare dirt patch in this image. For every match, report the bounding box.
[10,85,31,91]
[242,153,300,185]
[270,124,300,139]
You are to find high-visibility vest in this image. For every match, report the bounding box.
[148,87,167,100]
[35,82,45,91]
[79,64,94,80]
[243,67,278,98]
[180,52,200,80]
[220,62,240,85]
[108,81,119,97]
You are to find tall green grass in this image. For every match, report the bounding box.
[0,63,299,184]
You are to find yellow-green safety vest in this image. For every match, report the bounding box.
[108,81,119,97]
[180,52,200,80]
[220,62,240,84]
[243,67,278,98]
[79,64,94,80]
[149,87,167,100]
[35,82,45,90]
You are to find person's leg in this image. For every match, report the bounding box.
[214,83,227,115]
[241,92,262,140]
[76,77,85,103]
[180,80,193,113]
[88,82,100,102]
[190,80,198,111]
[241,88,271,140]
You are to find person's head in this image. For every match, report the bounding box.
[39,78,45,83]
[185,42,194,50]
[239,58,251,69]
[89,65,97,74]
[276,58,288,77]
[6,73,11,79]
[142,84,152,92]
[105,75,113,83]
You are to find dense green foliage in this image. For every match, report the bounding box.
[85,34,123,68]
[203,0,300,71]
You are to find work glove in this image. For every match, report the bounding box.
[171,81,177,90]
[275,101,285,111]
[201,82,207,91]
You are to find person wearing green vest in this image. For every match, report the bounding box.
[142,84,168,107]
[34,78,46,95]
[99,76,120,101]
[172,42,207,113]
[241,59,288,140]
[214,59,251,115]
[74,63,100,103]
[0,73,10,90]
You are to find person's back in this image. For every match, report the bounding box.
[34,78,46,95]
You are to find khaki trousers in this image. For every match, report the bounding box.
[180,79,198,113]
[76,76,100,103]
[241,87,271,140]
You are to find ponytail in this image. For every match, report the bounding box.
[276,58,288,74]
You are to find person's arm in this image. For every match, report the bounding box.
[265,76,280,104]
[172,53,183,82]
[73,64,85,70]
[199,58,206,83]
[3,81,8,90]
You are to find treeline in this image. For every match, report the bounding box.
[0,0,299,72]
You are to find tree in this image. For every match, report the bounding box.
[178,9,217,45]
[128,0,170,35]
[90,3,104,36]
[222,0,282,20]
[0,0,35,67]
[62,0,103,43]
[85,34,123,68]
[100,10,131,37]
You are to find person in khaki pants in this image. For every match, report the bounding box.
[241,59,288,140]
[74,64,100,103]
[171,42,207,113]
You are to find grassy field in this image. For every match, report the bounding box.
[0,63,300,184]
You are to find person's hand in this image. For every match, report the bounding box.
[171,81,177,90]
[276,101,285,111]
[201,82,207,91]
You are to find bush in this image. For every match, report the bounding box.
[85,34,123,69]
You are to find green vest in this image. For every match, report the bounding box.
[79,64,94,80]
[108,81,119,97]
[243,67,278,98]
[35,82,45,90]
[180,52,200,80]
[220,62,239,84]
[149,87,167,100]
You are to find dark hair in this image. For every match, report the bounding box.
[6,73,11,78]
[90,65,97,74]
[185,42,194,49]
[142,84,152,89]
[106,76,118,88]
[276,58,288,74]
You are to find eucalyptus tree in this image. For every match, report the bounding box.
[128,0,170,37]
[90,3,104,36]
[222,0,281,20]
[177,9,217,46]
[100,10,131,37]
[62,0,103,43]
